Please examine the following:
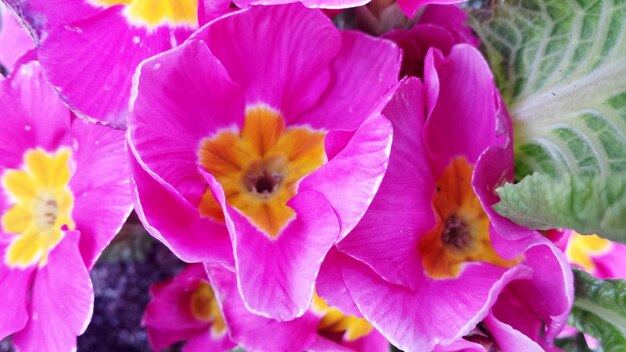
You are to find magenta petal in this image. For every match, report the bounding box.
[419,4,479,47]
[0,60,71,168]
[493,242,573,345]
[483,313,543,351]
[193,4,339,120]
[183,328,236,352]
[12,231,93,352]
[338,78,435,289]
[0,242,32,339]
[143,264,213,351]
[69,118,132,269]
[129,38,244,207]
[434,339,486,351]
[130,153,232,264]
[316,248,362,317]
[203,170,340,320]
[341,252,531,351]
[424,44,506,174]
[0,8,34,72]
[39,7,193,127]
[207,265,319,350]
[342,328,390,352]
[396,0,465,18]
[296,30,401,130]
[300,112,392,240]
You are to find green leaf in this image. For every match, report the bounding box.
[471,0,626,180]
[493,173,626,240]
[569,269,626,352]
[555,333,593,352]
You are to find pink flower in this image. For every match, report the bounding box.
[143,264,235,352]
[316,45,573,350]
[383,4,479,78]
[206,264,389,351]
[129,4,401,321]
[0,57,132,350]
[3,0,206,127]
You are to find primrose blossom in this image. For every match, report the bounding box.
[314,44,573,351]
[0,56,132,351]
[129,3,400,321]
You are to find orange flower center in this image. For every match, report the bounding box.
[89,0,197,28]
[189,281,227,336]
[312,293,374,342]
[197,106,326,238]
[418,157,517,279]
[566,232,611,272]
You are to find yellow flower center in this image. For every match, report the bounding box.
[1,148,75,268]
[566,232,611,271]
[312,294,374,342]
[189,281,227,335]
[198,106,326,238]
[89,0,197,28]
[418,157,517,279]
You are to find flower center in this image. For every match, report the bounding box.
[312,294,374,342]
[1,148,75,268]
[418,157,516,279]
[198,106,326,238]
[89,0,197,28]
[189,281,227,336]
[566,232,611,271]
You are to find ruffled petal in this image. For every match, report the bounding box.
[338,78,435,289]
[295,30,401,130]
[129,38,245,207]
[191,4,340,121]
[12,231,93,352]
[0,242,33,339]
[424,44,506,175]
[203,170,340,320]
[39,7,194,127]
[69,117,133,269]
[316,248,362,318]
[299,111,393,240]
[130,152,232,264]
[207,265,319,350]
[396,0,464,18]
[0,7,34,72]
[0,60,71,169]
[340,251,532,351]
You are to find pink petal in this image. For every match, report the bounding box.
[143,264,212,351]
[3,0,103,38]
[338,78,435,289]
[12,231,93,352]
[203,170,340,320]
[0,60,71,168]
[419,4,479,47]
[39,7,194,127]
[492,242,573,345]
[129,38,244,207]
[207,265,319,350]
[316,248,363,318]
[0,242,33,339]
[396,0,465,18]
[295,30,401,130]
[424,44,506,175]
[341,328,390,352]
[130,152,232,264]
[183,328,236,352]
[483,313,543,351]
[69,117,133,269]
[191,4,340,121]
[0,6,34,72]
[299,111,393,240]
[340,252,532,351]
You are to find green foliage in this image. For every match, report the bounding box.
[494,173,626,241]
[569,269,626,352]
[470,0,626,238]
